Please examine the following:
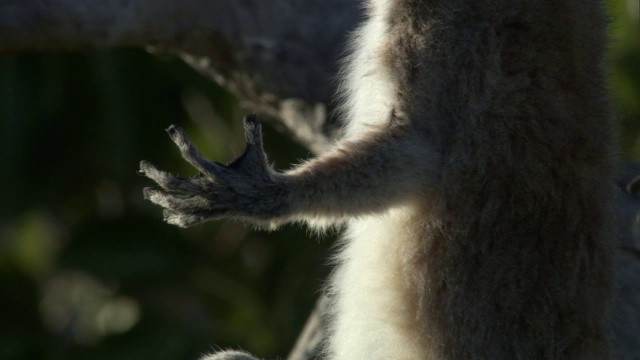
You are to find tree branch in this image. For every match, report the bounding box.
[0,0,360,153]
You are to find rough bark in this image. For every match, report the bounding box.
[0,0,360,153]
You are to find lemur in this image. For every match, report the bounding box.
[140,0,616,359]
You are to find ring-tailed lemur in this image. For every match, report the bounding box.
[140,0,616,358]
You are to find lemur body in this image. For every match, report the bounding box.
[141,0,616,359]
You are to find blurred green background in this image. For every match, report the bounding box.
[0,2,638,360]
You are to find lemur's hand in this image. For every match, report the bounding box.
[140,114,287,227]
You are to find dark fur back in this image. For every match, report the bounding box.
[380,1,615,358]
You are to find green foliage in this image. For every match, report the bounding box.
[0,3,638,358]
[0,49,329,360]
[609,0,640,156]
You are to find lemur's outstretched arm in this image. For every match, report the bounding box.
[140,114,440,228]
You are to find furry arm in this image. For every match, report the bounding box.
[140,114,440,228]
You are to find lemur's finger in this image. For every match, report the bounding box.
[227,114,269,172]
[139,161,206,194]
[163,209,197,228]
[242,114,263,148]
[163,209,224,228]
[166,125,226,179]
[143,187,215,213]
